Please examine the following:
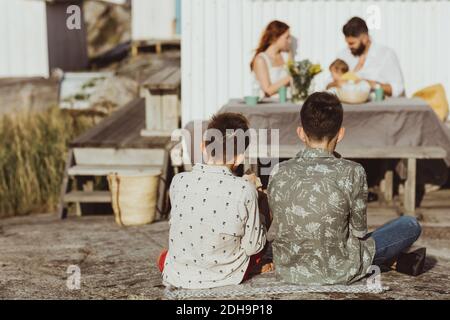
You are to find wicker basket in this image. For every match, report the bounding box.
[107,171,161,226]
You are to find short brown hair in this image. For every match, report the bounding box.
[343,17,368,37]
[204,112,250,163]
[329,59,349,74]
[300,92,343,142]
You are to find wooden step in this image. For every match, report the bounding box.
[68,165,161,176]
[63,191,111,203]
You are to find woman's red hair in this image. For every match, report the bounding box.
[250,20,290,71]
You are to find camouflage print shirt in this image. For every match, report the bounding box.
[268,147,376,285]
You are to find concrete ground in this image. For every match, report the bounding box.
[1,189,449,300]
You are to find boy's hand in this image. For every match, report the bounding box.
[243,173,258,185]
[243,173,263,190]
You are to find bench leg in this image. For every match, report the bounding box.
[404,158,416,215]
[131,43,138,57]
[58,149,74,219]
[156,42,162,54]
[384,170,394,202]
[156,149,170,220]
[75,202,82,217]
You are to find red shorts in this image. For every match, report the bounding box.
[157,247,266,282]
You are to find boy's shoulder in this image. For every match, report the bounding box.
[270,154,366,178]
[171,169,257,197]
[334,157,366,176]
[269,157,295,178]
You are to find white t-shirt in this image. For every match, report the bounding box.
[336,42,405,97]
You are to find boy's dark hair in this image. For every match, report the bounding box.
[300,92,343,141]
[329,59,349,74]
[343,17,368,37]
[204,112,250,162]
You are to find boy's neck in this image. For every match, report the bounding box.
[305,140,337,154]
[205,161,234,172]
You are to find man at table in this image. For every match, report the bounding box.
[327,17,405,97]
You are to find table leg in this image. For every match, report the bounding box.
[404,158,416,215]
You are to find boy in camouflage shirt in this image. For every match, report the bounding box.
[268,92,423,285]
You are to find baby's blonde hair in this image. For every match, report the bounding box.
[329,59,349,74]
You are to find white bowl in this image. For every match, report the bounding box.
[336,81,370,104]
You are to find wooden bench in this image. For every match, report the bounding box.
[140,65,181,137]
[59,98,177,219]
[244,145,447,216]
[61,148,166,217]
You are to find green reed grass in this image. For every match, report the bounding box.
[0,107,94,218]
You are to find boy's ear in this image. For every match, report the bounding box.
[297,127,307,143]
[234,153,245,168]
[337,127,345,143]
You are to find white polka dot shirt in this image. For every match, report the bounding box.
[162,163,267,289]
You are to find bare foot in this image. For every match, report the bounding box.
[261,262,274,273]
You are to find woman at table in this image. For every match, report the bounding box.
[250,20,293,98]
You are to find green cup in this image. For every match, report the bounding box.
[374,85,384,101]
[278,86,287,103]
[244,96,259,106]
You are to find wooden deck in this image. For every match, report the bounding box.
[70,98,174,150]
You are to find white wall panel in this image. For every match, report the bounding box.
[182,0,450,125]
[132,0,176,40]
[0,0,48,77]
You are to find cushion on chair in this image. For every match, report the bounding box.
[413,84,449,122]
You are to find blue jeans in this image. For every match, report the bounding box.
[365,216,422,266]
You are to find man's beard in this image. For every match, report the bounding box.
[351,42,366,56]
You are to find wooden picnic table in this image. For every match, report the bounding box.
[184,97,450,216]
[219,97,450,166]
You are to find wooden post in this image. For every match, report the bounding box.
[141,89,180,136]
[144,89,162,132]
[162,94,180,131]
[404,158,416,215]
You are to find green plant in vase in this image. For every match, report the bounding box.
[287,59,322,103]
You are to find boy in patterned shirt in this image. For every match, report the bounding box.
[268,92,423,285]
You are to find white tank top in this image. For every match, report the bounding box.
[253,52,290,98]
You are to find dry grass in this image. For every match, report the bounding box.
[0,107,94,218]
